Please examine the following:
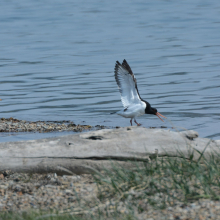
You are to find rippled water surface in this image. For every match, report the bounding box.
[0,0,220,142]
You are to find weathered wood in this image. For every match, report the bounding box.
[0,158,138,175]
[0,127,219,175]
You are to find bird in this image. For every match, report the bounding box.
[114,59,166,126]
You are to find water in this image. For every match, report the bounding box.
[0,0,220,142]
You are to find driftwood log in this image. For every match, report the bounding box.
[0,127,219,175]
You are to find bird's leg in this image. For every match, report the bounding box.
[134,119,141,126]
[130,119,132,126]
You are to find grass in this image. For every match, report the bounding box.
[1,145,220,219]
[94,147,220,211]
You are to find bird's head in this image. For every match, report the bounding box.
[151,107,157,115]
[152,107,166,122]
[145,103,166,122]
[145,102,157,115]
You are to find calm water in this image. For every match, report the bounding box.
[0,0,220,142]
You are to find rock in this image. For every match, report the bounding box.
[0,174,4,180]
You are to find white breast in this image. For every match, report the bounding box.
[117,101,146,119]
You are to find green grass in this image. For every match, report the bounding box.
[94,146,220,211]
[1,146,220,219]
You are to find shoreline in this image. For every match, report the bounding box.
[0,117,168,134]
[0,117,110,133]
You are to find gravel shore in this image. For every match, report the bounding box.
[0,117,107,133]
[0,172,220,219]
[0,172,97,213]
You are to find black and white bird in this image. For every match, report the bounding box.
[114,59,166,126]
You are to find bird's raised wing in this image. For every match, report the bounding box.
[114,59,142,108]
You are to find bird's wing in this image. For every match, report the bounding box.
[114,59,142,108]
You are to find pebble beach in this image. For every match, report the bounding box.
[0,172,220,219]
[0,117,107,133]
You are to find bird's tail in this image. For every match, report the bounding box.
[110,112,117,114]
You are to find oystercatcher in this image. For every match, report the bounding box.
[114,59,166,126]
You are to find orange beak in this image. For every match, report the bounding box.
[156,112,166,122]
[0,99,1,101]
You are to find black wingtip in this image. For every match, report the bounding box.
[115,60,121,66]
[114,59,133,76]
[121,59,133,75]
[115,60,122,74]
[115,61,119,72]
[122,59,127,64]
[122,59,128,67]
